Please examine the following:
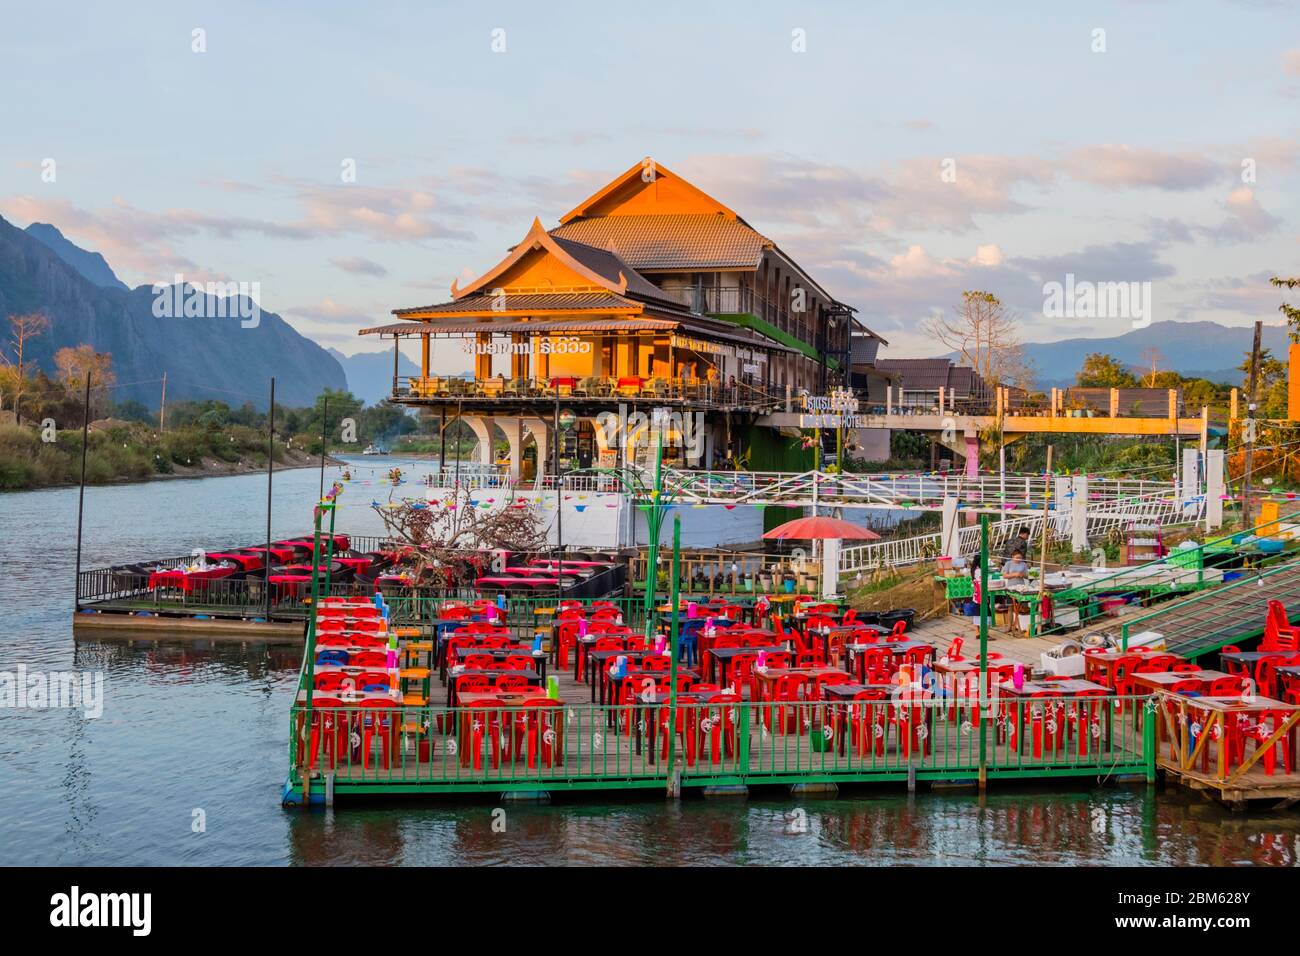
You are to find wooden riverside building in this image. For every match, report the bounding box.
[361,159,886,476]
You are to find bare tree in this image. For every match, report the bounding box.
[1139,345,1164,387]
[54,344,116,418]
[1,312,50,420]
[373,485,546,589]
[921,291,1029,389]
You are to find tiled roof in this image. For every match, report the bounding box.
[874,358,994,398]
[874,358,955,392]
[361,317,679,336]
[394,292,640,316]
[551,215,770,271]
[547,234,681,306]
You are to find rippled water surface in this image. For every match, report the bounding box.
[2,459,1298,865]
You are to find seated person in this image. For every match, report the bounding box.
[1001,549,1030,579]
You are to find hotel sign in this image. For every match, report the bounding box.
[799,388,866,428]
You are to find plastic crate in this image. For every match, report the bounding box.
[1166,546,1203,570]
[945,576,974,600]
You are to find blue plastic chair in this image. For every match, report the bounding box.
[317,649,349,666]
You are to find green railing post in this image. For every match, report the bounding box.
[978,515,989,788]
[667,513,681,781]
[1144,701,1156,784]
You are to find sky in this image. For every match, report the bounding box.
[2,0,1298,373]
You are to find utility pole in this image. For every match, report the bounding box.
[1241,320,1262,532]
[159,371,167,432]
[74,372,92,610]
[1036,445,1053,616]
[264,378,276,622]
[318,394,329,500]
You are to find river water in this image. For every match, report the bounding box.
[1,457,1297,865]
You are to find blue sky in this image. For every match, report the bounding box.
[2,0,1298,370]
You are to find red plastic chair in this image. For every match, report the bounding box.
[521,699,564,768]
[847,689,888,757]
[300,697,347,769]
[358,699,398,770]
[315,672,349,692]
[1262,600,1300,651]
[697,692,742,765]
[1068,689,1109,756]
[352,650,388,668]
[1256,657,1282,698]
[768,674,810,734]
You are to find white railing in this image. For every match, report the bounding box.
[653,467,1179,513]
[838,490,1203,574]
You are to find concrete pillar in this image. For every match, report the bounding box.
[1181,447,1200,511]
[1205,449,1225,530]
[940,495,960,558]
[463,416,494,465]
[1071,475,1088,553]
[964,434,980,478]
[886,386,893,416]
[523,419,549,483]
[821,537,841,599]
[500,417,523,480]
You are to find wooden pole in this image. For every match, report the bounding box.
[74,371,91,610]
[265,377,276,621]
[1242,320,1262,531]
[667,513,681,775]
[978,514,989,788]
[159,371,167,432]
[1036,444,1053,609]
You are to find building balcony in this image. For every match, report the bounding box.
[390,374,790,410]
[660,285,821,352]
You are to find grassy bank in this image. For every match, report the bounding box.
[0,420,308,491]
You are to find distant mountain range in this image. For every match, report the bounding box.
[1,219,346,409]
[926,320,1287,388]
[326,347,419,407]
[1018,320,1288,388]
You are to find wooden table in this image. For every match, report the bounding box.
[705,644,785,686]
[1155,693,1299,781]
[1128,669,1232,695]
[1082,650,1185,685]
[845,640,933,681]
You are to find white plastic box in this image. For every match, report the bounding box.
[1039,652,1086,677]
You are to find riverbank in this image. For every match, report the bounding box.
[0,420,343,491]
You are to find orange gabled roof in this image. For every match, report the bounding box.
[451,218,627,300]
[558,158,738,224]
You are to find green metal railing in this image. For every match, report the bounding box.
[285,695,1155,798]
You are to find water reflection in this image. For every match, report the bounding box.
[3,464,1300,865]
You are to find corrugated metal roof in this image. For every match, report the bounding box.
[550,214,770,271]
